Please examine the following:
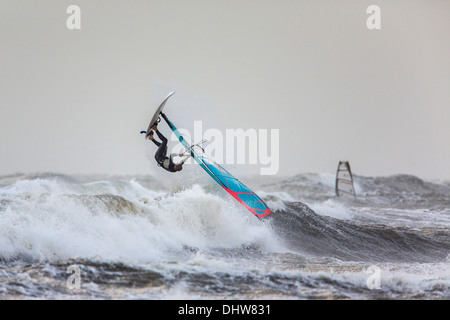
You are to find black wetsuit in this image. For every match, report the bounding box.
[151,130,177,172]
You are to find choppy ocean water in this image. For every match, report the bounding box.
[0,171,449,299]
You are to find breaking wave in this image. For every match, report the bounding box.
[1,173,448,265]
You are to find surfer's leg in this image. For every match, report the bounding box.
[155,145,167,162]
[148,131,162,147]
[151,139,161,147]
[154,130,167,144]
[154,131,168,161]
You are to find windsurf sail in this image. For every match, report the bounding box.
[160,112,271,218]
[335,161,356,198]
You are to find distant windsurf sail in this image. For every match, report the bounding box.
[156,94,271,218]
[335,161,356,198]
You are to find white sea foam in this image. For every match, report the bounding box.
[0,179,282,264]
[0,173,448,299]
[308,199,353,220]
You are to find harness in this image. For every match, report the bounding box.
[156,156,172,171]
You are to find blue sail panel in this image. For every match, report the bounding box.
[163,115,271,218]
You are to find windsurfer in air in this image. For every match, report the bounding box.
[147,114,190,173]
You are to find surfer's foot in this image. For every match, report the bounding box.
[152,124,158,131]
[148,130,154,140]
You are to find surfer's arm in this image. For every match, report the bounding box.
[169,153,190,165]
[169,153,178,163]
[178,155,191,165]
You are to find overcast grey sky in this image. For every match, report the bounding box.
[1,1,449,180]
